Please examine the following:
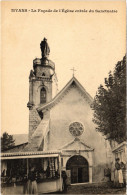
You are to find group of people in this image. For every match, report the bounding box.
[113,158,126,188]
[23,159,125,194]
[23,167,68,194]
[104,158,126,188]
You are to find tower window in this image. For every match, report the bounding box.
[40,87,46,104]
[42,73,45,76]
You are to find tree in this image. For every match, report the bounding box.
[1,132,15,151]
[91,56,126,144]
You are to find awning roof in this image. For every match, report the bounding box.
[1,150,61,160]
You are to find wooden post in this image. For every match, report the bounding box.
[59,155,62,191]
[27,158,29,177]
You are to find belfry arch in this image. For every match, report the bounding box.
[66,155,89,184]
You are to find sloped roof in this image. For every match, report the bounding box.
[2,142,28,153]
[37,76,93,112]
[112,141,126,152]
[13,134,28,145]
[1,151,61,159]
[23,120,49,151]
[60,138,94,151]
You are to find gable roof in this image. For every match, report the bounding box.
[60,137,94,151]
[37,76,93,112]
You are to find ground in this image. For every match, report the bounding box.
[47,182,126,195]
[66,183,126,194]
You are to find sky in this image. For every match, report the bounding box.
[1,1,126,135]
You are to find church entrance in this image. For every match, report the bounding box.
[66,155,89,184]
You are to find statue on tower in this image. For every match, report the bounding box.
[40,38,50,58]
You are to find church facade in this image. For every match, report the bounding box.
[26,38,112,183]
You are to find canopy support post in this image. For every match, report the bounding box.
[27,158,29,178]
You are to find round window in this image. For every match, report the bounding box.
[69,122,84,137]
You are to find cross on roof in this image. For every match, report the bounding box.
[70,67,76,77]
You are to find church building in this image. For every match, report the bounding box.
[1,38,112,194]
[26,38,112,183]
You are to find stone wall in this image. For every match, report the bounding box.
[29,107,41,141]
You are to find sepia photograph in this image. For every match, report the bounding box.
[1,0,126,194]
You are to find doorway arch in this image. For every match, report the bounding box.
[66,155,89,184]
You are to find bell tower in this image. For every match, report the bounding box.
[27,38,58,140]
[27,38,58,109]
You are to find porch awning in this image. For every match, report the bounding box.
[1,151,61,160]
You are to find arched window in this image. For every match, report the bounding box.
[40,87,46,104]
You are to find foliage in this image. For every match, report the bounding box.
[91,56,126,143]
[1,132,15,151]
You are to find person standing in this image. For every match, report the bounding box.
[120,162,126,186]
[111,161,115,182]
[104,165,111,181]
[24,166,38,194]
[114,158,123,188]
[62,171,67,192]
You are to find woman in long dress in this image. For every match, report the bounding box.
[120,162,126,186]
[114,158,123,188]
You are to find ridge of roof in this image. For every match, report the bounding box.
[37,76,93,112]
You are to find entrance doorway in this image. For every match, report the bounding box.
[66,155,89,184]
